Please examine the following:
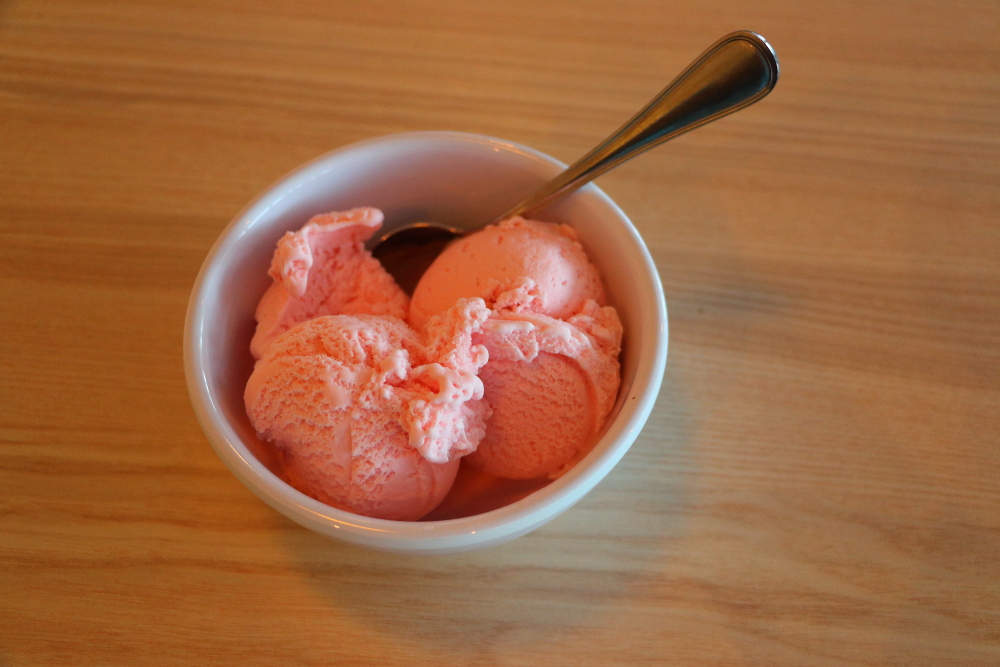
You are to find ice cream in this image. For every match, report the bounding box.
[246,315,457,520]
[411,218,622,480]
[245,209,622,520]
[245,208,491,520]
[250,207,408,359]
[409,217,606,330]
[464,301,622,479]
[244,304,491,521]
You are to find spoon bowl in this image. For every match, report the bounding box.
[370,223,463,294]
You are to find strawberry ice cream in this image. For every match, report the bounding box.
[245,207,490,520]
[245,303,491,521]
[245,208,622,520]
[411,218,622,480]
[250,208,408,359]
[408,217,606,330]
[465,300,622,479]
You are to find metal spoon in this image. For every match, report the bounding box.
[372,30,779,294]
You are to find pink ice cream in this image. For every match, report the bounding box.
[250,208,408,359]
[408,217,606,331]
[411,217,623,480]
[245,304,492,521]
[466,301,622,479]
[246,208,623,520]
[245,208,491,520]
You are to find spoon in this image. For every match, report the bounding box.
[372,30,779,294]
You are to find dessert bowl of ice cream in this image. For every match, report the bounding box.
[184,131,667,555]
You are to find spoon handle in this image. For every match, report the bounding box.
[492,30,779,223]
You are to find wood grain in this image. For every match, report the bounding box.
[2,0,999,664]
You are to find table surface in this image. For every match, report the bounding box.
[2,1,999,665]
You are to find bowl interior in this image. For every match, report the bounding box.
[189,132,665,541]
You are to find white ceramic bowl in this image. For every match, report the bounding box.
[184,131,667,555]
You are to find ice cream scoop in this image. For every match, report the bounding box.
[372,30,779,293]
[251,207,408,359]
[245,301,495,520]
[408,217,606,331]
[245,314,461,520]
[408,216,624,480]
[466,301,623,479]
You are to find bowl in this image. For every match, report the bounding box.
[184,131,667,555]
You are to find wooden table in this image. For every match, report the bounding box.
[2,1,998,664]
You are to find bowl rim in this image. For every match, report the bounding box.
[183,130,668,552]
